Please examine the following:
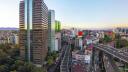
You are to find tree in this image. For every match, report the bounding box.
[103,34,112,43]
[17,65,26,72]
[10,70,16,72]
[24,63,35,72]
[0,44,4,49]
[47,59,53,66]
[32,67,44,72]
[9,48,19,59]
[52,51,58,60]
[0,50,8,64]
[0,44,45,72]
[116,39,121,48]
[0,65,9,72]
[116,39,128,48]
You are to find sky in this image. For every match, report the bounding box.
[0,0,128,29]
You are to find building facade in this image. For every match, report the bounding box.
[48,10,55,52]
[55,32,61,51]
[55,20,61,32]
[19,0,48,67]
[8,34,19,44]
[0,31,18,44]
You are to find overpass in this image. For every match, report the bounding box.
[90,44,128,72]
[95,44,128,63]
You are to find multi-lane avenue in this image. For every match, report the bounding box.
[60,44,71,72]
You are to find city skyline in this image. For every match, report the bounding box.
[0,0,128,29]
[0,0,128,72]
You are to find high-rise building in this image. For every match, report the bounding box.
[48,10,55,52]
[19,0,48,67]
[55,20,61,32]
[55,32,61,51]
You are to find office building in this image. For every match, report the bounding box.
[55,20,61,32]
[19,0,48,67]
[48,10,55,52]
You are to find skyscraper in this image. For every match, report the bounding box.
[19,0,48,67]
[48,10,55,52]
[55,20,61,32]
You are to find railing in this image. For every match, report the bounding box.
[90,44,128,72]
[94,44,128,63]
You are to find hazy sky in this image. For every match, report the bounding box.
[0,0,128,29]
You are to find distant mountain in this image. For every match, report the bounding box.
[0,27,19,30]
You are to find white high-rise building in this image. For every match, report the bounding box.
[55,32,61,51]
[48,10,55,52]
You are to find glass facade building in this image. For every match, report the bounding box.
[55,20,61,32]
[19,0,48,67]
[48,10,55,52]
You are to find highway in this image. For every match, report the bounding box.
[94,44,128,63]
[89,44,128,72]
[102,44,128,57]
[119,48,128,54]
[48,44,67,72]
[60,44,71,72]
[106,44,128,57]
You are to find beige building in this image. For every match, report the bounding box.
[19,0,48,67]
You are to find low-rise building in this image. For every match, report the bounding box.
[0,31,18,45]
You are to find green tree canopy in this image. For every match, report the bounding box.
[103,34,112,43]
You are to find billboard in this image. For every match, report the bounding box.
[78,31,83,37]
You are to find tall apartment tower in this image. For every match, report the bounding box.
[19,0,48,67]
[48,10,55,52]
